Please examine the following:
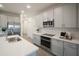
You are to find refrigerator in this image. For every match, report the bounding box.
[7,22,21,35]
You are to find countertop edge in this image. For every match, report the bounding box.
[34,32,79,44]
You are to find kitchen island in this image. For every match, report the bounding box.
[0,35,39,56]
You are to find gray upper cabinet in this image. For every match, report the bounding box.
[54,6,63,28]
[54,4,77,28]
[64,42,77,56]
[51,39,64,56]
[34,3,79,29]
[34,4,77,28]
[46,9,54,20]
[63,4,77,28]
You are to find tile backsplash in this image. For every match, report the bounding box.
[40,28,79,39]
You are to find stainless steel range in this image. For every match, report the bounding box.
[41,33,55,50]
[43,33,55,37]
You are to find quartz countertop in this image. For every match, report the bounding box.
[34,32,79,44]
[0,35,39,56]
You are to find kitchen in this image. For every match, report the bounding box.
[0,3,79,56]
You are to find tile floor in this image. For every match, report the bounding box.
[22,35,52,56]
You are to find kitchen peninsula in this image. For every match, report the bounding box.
[0,35,39,56]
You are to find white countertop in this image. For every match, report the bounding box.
[34,32,79,44]
[0,35,39,56]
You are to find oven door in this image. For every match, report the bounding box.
[41,36,51,49]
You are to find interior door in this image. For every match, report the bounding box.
[23,19,35,39]
[23,20,28,36]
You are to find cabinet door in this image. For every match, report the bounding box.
[63,4,76,28]
[51,39,63,56]
[54,6,63,28]
[64,42,77,56]
[33,34,40,46]
[46,9,54,20]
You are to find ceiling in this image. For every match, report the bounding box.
[0,3,55,17]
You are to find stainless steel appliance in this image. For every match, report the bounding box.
[60,32,66,37]
[41,36,51,49]
[7,22,21,35]
[43,33,55,37]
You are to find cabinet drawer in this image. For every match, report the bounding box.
[64,46,77,56]
[64,42,77,48]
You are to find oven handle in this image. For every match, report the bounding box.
[41,39,51,42]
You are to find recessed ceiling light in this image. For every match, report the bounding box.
[0,4,3,7]
[26,5,31,9]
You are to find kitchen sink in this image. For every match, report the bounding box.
[7,37,21,42]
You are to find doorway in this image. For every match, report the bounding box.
[22,19,34,42]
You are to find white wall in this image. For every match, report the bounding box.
[23,18,36,39]
[20,13,37,39]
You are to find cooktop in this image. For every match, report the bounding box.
[43,33,55,37]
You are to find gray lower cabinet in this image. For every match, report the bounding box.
[64,42,77,56]
[51,39,64,56]
[33,34,40,46]
[33,34,79,56]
